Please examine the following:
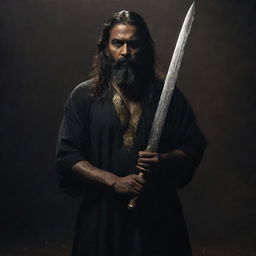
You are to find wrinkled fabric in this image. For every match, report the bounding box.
[56,80,207,256]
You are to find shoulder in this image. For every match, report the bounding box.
[64,80,94,113]
[69,79,93,101]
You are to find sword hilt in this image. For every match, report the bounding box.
[127,171,145,210]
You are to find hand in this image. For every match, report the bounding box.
[113,174,145,194]
[136,151,165,172]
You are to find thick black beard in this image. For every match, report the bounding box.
[111,58,138,89]
[109,57,148,101]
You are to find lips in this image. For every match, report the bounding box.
[115,57,134,66]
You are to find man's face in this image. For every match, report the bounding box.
[107,24,141,62]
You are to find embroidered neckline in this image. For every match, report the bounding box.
[112,91,142,149]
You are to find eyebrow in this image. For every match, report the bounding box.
[111,38,139,43]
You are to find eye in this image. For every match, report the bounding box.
[128,40,140,49]
[112,40,123,48]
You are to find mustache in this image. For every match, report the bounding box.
[112,57,136,68]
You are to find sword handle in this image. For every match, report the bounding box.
[127,171,145,210]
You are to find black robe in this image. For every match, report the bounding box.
[56,80,207,256]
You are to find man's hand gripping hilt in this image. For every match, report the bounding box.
[127,171,146,210]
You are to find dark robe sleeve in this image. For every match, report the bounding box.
[161,88,207,188]
[55,83,91,196]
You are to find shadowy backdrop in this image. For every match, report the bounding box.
[1,0,256,253]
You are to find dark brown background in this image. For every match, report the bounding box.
[1,0,256,254]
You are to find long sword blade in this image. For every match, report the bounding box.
[146,2,195,151]
[128,3,195,210]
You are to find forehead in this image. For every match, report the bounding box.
[109,24,138,41]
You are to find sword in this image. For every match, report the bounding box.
[128,2,196,209]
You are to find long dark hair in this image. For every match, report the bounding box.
[90,10,162,97]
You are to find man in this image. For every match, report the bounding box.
[56,10,207,256]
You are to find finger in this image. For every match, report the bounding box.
[123,187,139,195]
[131,188,140,195]
[134,172,147,184]
[137,162,150,169]
[127,185,141,194]
[132,184,142,194]
[139,157,158,163]
[136,165,150,173]
[138,151,157,158]
[131,178,145,188]
[132,180,143,189]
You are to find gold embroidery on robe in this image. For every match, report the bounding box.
[112,92,142,149]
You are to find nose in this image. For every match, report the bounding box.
[121,43,130,57]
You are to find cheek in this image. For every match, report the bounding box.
[109,47,119,59]
[131,49,140,59]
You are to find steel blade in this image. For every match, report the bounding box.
[146,2,195,151]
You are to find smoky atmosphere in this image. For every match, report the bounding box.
[1,0,256,255]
